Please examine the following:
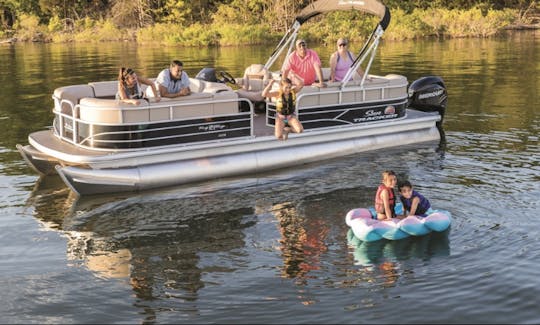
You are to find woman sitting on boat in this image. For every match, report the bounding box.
[329,38,369,82]
[262,78,304,140]
[116,67,160,105]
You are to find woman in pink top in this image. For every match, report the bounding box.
[329,38,368,82]
[282,39,326,88]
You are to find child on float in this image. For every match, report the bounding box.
[374,170,401,220]
[398,180,432,217]
[262,78,304,140]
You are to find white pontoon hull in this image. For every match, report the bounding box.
[21,111,440,195]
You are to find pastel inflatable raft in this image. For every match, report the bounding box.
[345,204,451,242]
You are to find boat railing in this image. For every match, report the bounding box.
[53,97,255,151]
[265,75,408,129]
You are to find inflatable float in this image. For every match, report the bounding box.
[345,203,451,242]
[346,228,450,265]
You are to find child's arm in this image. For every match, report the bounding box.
[382,190,393,220]
[140,77,161,101]
[408,197,421,216]
[262,79,278,98]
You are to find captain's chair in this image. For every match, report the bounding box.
[236,64,273,103]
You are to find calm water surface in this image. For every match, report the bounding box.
[0,31,539,324]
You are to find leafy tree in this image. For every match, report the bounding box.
[111,0,153,28]
[160,0,191,25]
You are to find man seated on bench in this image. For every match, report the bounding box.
[156,60,191,98]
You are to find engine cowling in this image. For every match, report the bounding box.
[408,76,447,122]
[195,67,219,82]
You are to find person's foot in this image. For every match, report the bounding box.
[283,128,289,140]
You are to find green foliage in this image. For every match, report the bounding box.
[73,18,125,42]
[212,0,266,25]
[13,13,45,41]
[137,22,220,46]
[422,7,516,37]
[213,24,275,46]
[47,15,62,32]
[3,1,526,44]
[384,8,431,40]
[161,0,190,25]
[301,11,379,46]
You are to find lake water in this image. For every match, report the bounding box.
[0,31,539,323]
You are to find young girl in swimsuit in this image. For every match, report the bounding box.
[262,78,304,140]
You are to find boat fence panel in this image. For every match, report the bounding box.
[265,78,409,130]
[53,97,254,150]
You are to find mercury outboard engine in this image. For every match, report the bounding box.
[195,67,219,82]
[408,76,447,129]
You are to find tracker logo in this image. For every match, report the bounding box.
[384,105,395,115]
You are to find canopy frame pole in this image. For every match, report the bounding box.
[341,24,384,88]
[265,21,301,71]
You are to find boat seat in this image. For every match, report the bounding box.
[156,92,214,120]
[89,81,118,98]
[212,91,239,115]
[90,79,154,99]
[236,64,272,102]
[79,98,150,124]
[53,85,95,116]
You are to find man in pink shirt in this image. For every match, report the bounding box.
[282,39,326,88]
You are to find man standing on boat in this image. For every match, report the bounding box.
[282,39,326,88]
[156,60,191,98]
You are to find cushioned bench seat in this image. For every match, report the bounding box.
[55,77,241,125]
[293,74,407,108]
[79,91,239,124]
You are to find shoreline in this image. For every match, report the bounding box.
[1,23,538,46]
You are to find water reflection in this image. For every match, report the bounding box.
[26,176,255,308]
[346,228,450,288]
[272,202,329,283]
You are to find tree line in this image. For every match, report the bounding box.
[1,0,536,32]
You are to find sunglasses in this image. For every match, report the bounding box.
[298,42,306,47]
[339,43,347,47]
[122,68,136,79]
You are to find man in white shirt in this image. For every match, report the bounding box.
[156,60,191,98]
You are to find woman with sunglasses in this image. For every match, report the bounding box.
[116,67,160,105]
[329,38,368,82]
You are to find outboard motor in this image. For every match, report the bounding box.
[195,67,219,82]
[408,76,447,128]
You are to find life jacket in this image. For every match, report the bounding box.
[276,90,296,116]
[375,184,396,217]
[400,190,431,216]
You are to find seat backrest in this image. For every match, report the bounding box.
[240,64,272,91]
[89,81,118,98]
[53,85,95,115]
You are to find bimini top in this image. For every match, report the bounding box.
[295,0,390,30]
